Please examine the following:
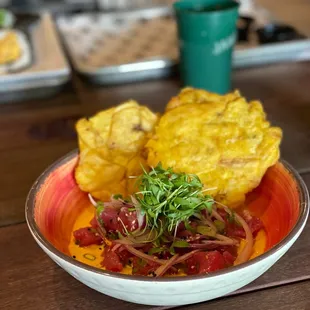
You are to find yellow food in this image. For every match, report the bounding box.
[146,87,282,207]
[0,31,21,65]
[75,100,159,200]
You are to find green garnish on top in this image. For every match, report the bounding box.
[135,163,214,234]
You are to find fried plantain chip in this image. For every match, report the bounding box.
[146,88,282,207]
[75,100,159,201]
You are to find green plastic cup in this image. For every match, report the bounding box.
[174,0,239,94]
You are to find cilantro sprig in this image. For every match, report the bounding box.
[135,163,214,234]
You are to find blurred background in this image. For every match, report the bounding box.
[0,0,310,103]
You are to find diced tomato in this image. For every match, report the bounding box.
[226,213,264,238]
[73,227,103,247]
[116,248,133,265]
[118,207,139,233]
[186,251,226,275]
[98,206,143,234]
[186,255,200,275]
[199,251,226,273]
[247,216,264,236]
[222,251,235,266]
[131,257,160,276]
[176,222,186,232]
[190,221,198,230]
[90,216,98,229]
[101,247,123,272]
[226,223,246,238]
[159,250,172,260]
[100,207,119,232]
[176,222,197,239]
[177,230,194,238]
[217,208,228,219]
[217,245,237,257]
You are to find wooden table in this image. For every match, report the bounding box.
[1,62,310,309]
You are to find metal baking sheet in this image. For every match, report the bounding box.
[0,12,70,103]
[57,6,310,85]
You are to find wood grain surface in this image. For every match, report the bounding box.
[179,280,310,310]
[1,61,310,226]
[1,174,309,310]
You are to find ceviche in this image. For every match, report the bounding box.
[71,164,264,277]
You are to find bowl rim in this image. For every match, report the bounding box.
[26,149,309,282]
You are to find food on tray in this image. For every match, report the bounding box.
[75,100,159,201]
[0,9,15,28]
[147,88,282,207]
[71,88,282,277]
[0,31,22,65]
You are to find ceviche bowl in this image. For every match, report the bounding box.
[26,150,309,306]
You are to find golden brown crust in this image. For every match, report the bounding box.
[75,100,159,200]
[146,88,282,207]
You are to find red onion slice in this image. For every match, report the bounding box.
[214,201,254,265]
[113,239,145,248]
[88,193,98,207]
[111,244,122,252]
[233,213,254,265]
[155,254,180,277]
[124,245,167,265]
[174,250,200,264]
[130,195,145,229]
[211,209,225,222]
[189,240,238,249]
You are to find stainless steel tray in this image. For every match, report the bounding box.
[56,7,310,85]
[96,0,174,11]
[0,13,71,103]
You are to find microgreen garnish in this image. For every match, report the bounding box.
[171,240,190,248]
[148,247,165,255]
[96,202,104,224]
[135,163,214,236]
[113,194,123,200]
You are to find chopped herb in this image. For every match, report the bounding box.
[171,240,189,248]
[184,221,195,233]
[96,202,104,218]
[214,220,225,233]
[83,253,96,261]
[135,163,215,237]
[107,232,118,240]
[133,258,147,273]
[196,225,216,237]
[228,211,236,224]
[138,258,147,268]
[148,247,164,255]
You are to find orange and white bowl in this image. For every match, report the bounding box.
[26,150,309,306]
